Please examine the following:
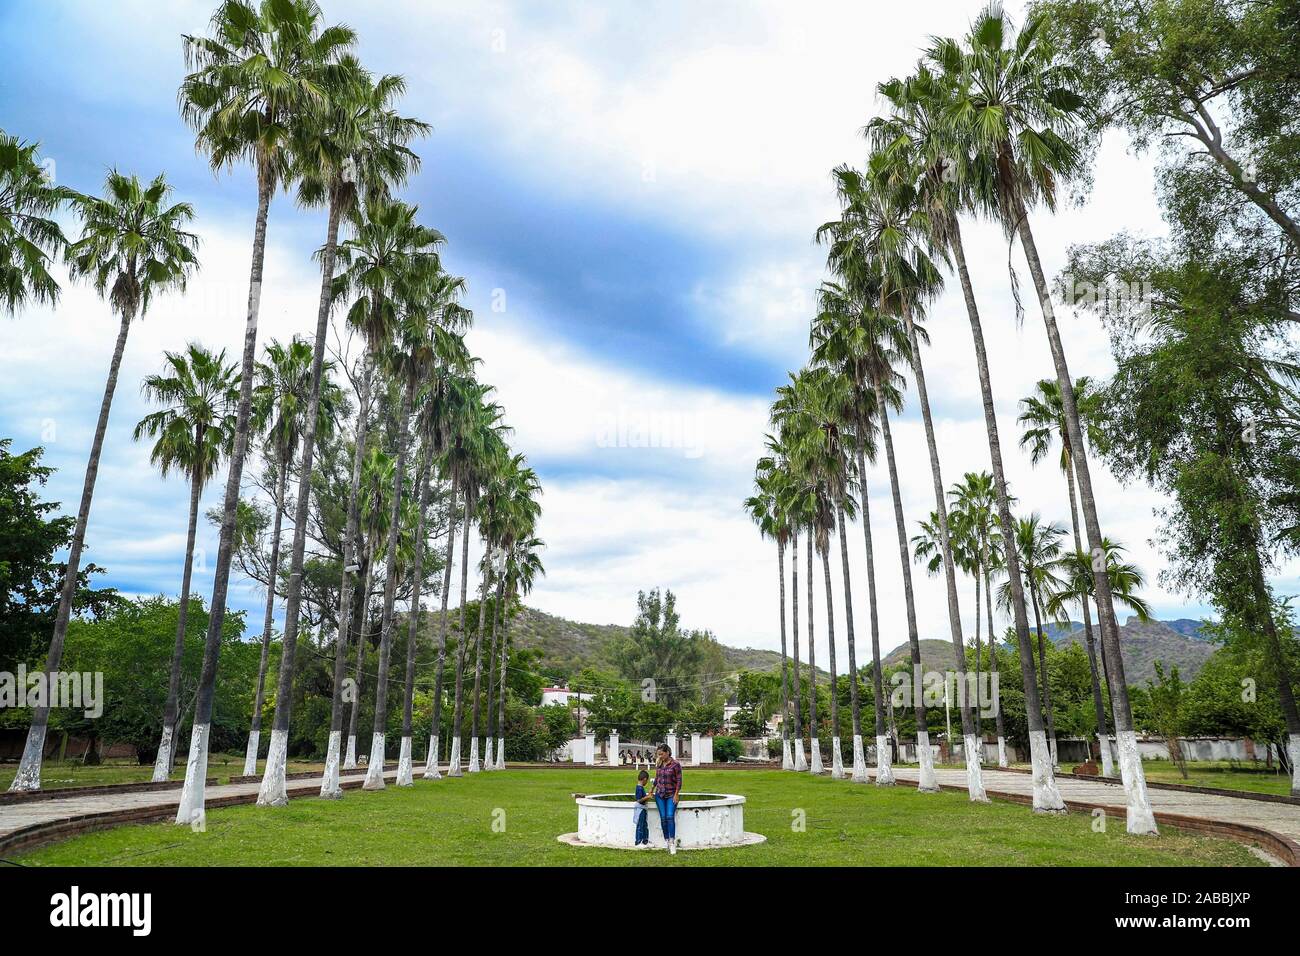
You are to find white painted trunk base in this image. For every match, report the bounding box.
[343,734,357,770]
[8,723,47,792]
[963,734,989,802]
[256,728,290,807]
[915,730,939,792]
[794,739,808,772]
[447,737,462,776]
[850,734,868,783]
[242,729,260,778]
[483,737,494,770]
[1116,729,1158,835]
[781,738,793,771]
[875,735,895,786]
[1098,734,1115,777]
[1028,729,1066,813]
[396,736,414,786]
[468,736,481,773]
[997,736,1008,768]
[151,723,174,783]
[1049,736,1059,769]
[830,736,844,779]
[362,733,386,790]
[809,743,824,774]
[174,723,210,826]
[320,730,343,799]
[1289,735,1300,796]
[495,737,505,769]
[422,734,442,779]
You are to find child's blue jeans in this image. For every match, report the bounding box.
[654,794,676,844]
[634,806,649,845]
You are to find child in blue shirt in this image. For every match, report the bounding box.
[633,770,651,846]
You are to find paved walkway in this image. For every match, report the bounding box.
[881,766,1300,844]
[3,765,1298,857]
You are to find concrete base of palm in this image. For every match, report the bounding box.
[794,739,807,772]
[809,745,824,775]
[256,728,290,807]
[320,730,343,798]
[173,722,209,826]
[1028,729,1066,813]
[781,738,793,771]
[1098,734,1115,777]
[468,737,480,773]
[830,737,844,779]
[851,735,868,783]
[875,735,895,786]
[963,734,989,802]
[362,733,386,790]
[1117,729,1158,834]
[8,724,46,792]
[422,734,442,780]
[242,729,260,778]
[151,724,175,784]
[1289,735,1300,797]
[495,737,505,769]
[997,736,1009,768]
[343,735,357,770]
[483,738,494,770]
[916,730,940,792]
[447,737,462,777]
[396,736,414,786]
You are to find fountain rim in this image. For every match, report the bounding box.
[575,791,745,810]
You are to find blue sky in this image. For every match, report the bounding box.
[4,0,1287,662]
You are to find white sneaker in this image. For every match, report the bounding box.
[668,841,677,856]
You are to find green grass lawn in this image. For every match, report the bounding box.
[1053,761,1295,798]
[0,755,325,791]
[15,769,1264,867]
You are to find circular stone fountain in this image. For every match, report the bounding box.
[557,792,766,850]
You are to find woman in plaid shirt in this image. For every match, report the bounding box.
[652,743,682,854]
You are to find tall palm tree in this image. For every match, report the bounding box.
[495,530,545,767]
[295,61,429,800]
[745,454,795,770]
[134,344,239,782]
[997,515,1067,766]
[933,2,1154,831]
[0,130,71,314]
[871,53,1062,811]
[10,171,197,793]
[175,0,354,825]
[1019,376,1116,773]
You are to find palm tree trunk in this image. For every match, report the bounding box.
[468,571,489,772]
[824,521,845,780]
[344,556,372,769]
[397,448,433,787]
[484,572,505,770]
[984,563,1008,766]
[805,530,822,773]
[9,305,134,793]
[363,378,415,791]
[973,563,982,764]
[790,534,806,771]
[1012,199,1154,830]
[837,500,867,784]
[872,377,938,792]
[900,302,986,800]
[947,211,1059,808]
[1065,455,1114,776]
[448,493,473,775]
[151,460,203,783]
[424,480,458,779]
[175,169,272,825]
[245,445,291,780]
[1028,580,1058,766]
[854,443,892,785]
[495,583,511,769]
[777,540,793,770]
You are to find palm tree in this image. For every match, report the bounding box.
[295,61,429,800]
[134,344,239,782]
[495,530,545,766]
[10,170,197,793]
[745,454,795,770]
[997,515,1067,766]
[933,2,1155,831]
[0,130,71,314]
[1019,376,1116,773]
[175,0,354,825]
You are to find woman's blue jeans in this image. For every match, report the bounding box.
[654,794,676,844]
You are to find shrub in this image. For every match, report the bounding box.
[712,735,743,762]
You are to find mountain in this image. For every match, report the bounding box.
[881,639,960,673]
[509,606,814,678]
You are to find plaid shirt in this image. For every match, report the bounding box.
[653,759,682,798]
